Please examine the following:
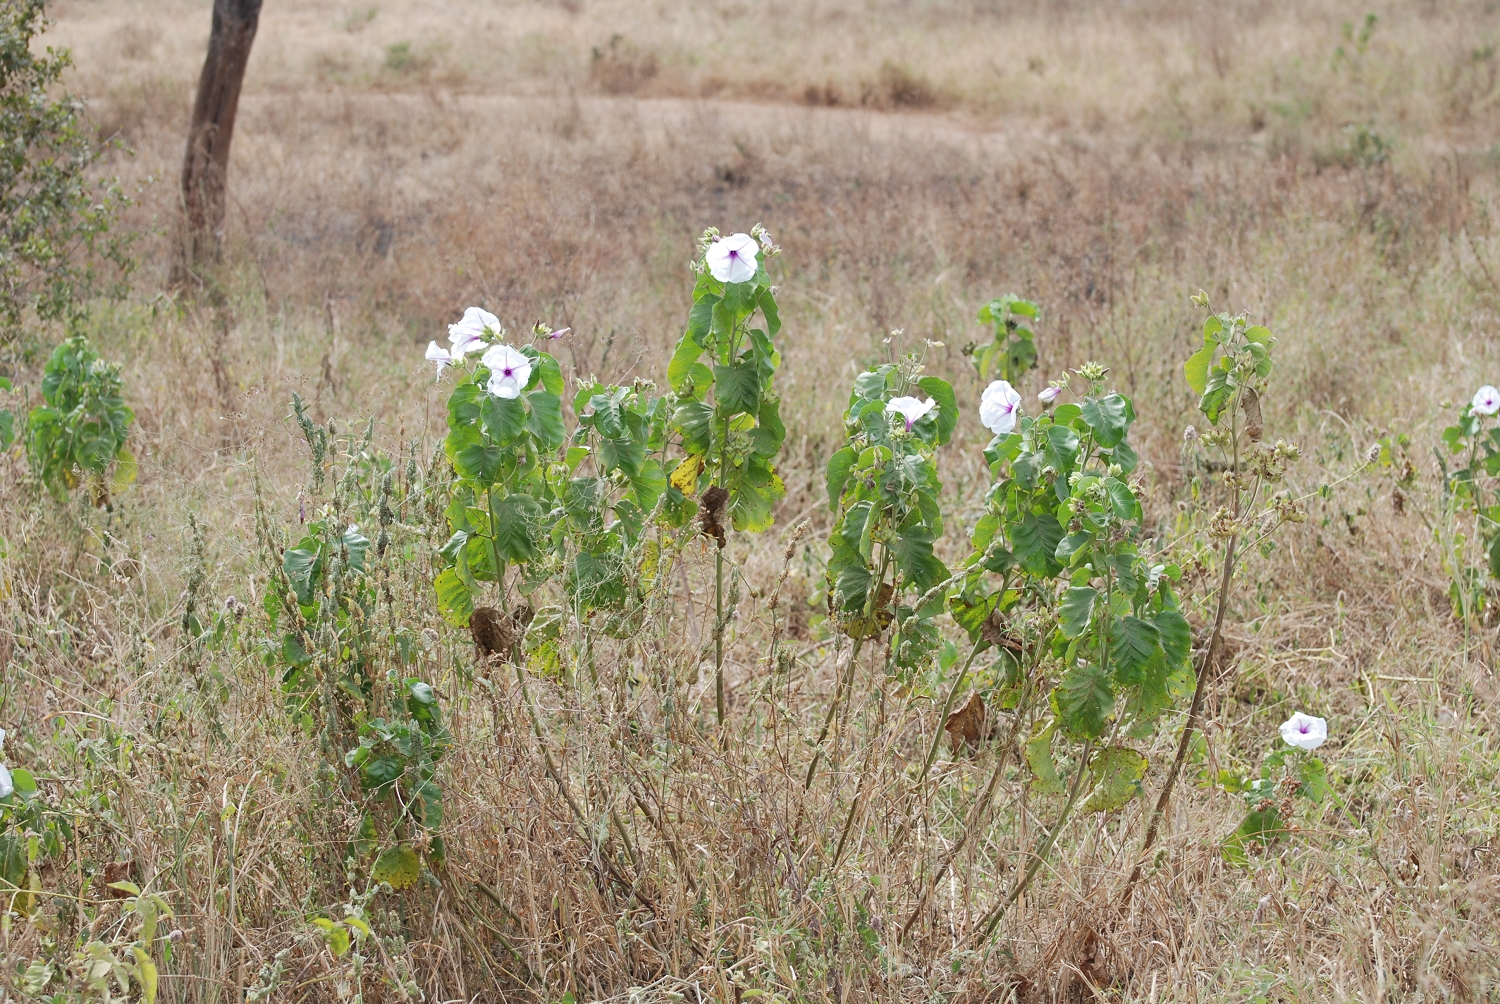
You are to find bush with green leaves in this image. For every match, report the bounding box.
[24,332,135,504]
[255,396,448,886]
[1437,382,1500,618]
[0,0,133,356]
[428,311,568,629]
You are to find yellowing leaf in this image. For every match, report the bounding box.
[372,844,421,890]
[670,454,704,493]
[1081,746,1148,813]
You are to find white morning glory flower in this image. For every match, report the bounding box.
[886,396,937,431]
[0,764,11,800]
[705,232,760,284]
[1473,385,1500,416]
[425,341,455,377]
[448,306,501,357]
[1279,712,1328,751]
[1038,386,1061,406]
[979,380,1022,435]
[482,344,532,400]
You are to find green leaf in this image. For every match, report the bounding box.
[535,352,565,395]
[888,525,949,593]
[353,814,379,858]
[372,845,422,890]
[434,567,473,627]
[1109,616,1161,685]
[490,493,542,562]
[1154,609,1192,670]
[1080,394,1134,448]
[282,545,321,606]
[526,391,565,450]
[453,440,503,485]
[672,400,714,456]
[668,334,705,393]
[714,361,761,417]
[1105,478,1140,521]
[1059,586,1097,639]
[130,947,158,1004]
[825,446,856,510]
[1184,343,1215,396]
[1081,746,1148,813]
[412,778,444,828]
[342,524,371,571]
[1009,512,1064,577]
[1058,662,1113,738]
[916,376,959,445]
[1199,367,1233,424]
[481,395,526,444]
[282,633,312,668]
[1299,757,1332,803]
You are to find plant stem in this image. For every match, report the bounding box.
[1117,533,1237,907]
[915,636,985,790]
[974,739,1094,943]
[803,635,865,790]
[715,547,726,729]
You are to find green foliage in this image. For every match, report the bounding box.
[24,332,134,503]
[971,294,1039,384]
[344,679,453,864]
[1222,745,1331,865]
[822,358,954,676]
[434,343,567,626]
[0,0,133,352]
[1438,390,1500,614]
[666,227,787,536]
[956,359,1187,805]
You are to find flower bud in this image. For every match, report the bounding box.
[1038,385,1061,406]
[1183,425,1198,442]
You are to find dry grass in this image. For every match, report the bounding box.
[4,0,1500,1001]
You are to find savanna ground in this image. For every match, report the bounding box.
[4,0,1500,1000]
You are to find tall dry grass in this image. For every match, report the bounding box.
[2,0,1500,1000]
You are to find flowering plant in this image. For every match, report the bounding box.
[954,358,1190,938]
[665,227,788,724]
[1221,713,1333,864]
[1438,383,1500,614]
[430,315,568,628]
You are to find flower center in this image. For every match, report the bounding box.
[1299,725,1310,733]
[502,367,514,377]
[729,250,740,259]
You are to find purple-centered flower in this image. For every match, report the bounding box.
[1279,712,1328,751]
[0,728,10,800]
[482,344,532,400]
[1474,385,1500,416]
[448,306,501,357]
[979,380,1022,436]
[1038,385,1062,406]
[706,232,760,284]
[886,396,937,431]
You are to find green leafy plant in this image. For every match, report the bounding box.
[0,0,133,355]
[24,333,135,505]
[344,678,453,887]
[666,226,787,726]
[969,294,1040,384]
[956,360,1193,939]
[809,353,956,785]
[1437,383,1500,621]
[1120,293,1315,904]
[1222,713,1333,864]
[431,318,567,630]
[78,881,173,1004]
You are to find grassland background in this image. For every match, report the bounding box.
[4,0,1500,1000]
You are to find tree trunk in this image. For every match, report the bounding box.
[176,0,262,280]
